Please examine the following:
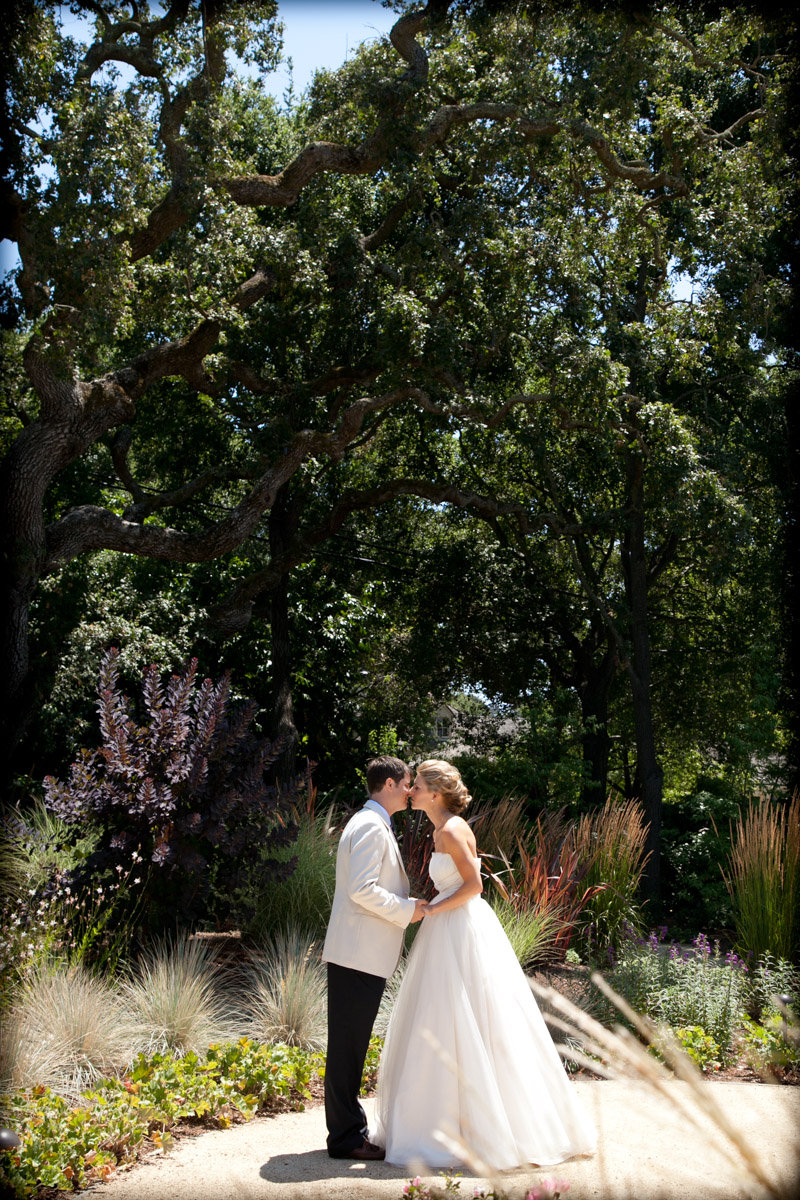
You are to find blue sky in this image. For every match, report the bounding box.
[0,1,398,276]
[266,0,397,98]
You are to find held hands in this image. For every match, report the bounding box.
[410,898,427,923]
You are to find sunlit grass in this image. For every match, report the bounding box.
[491,898,566,969]
[244,925,327,1051]
[121,935,242,1057]
[8,960,137,1098]
[568,796,650,958]
[247,801,338,941]
[723,793,800,961]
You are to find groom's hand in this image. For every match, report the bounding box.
[409,898,427,923]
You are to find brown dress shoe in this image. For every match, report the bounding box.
[346,1139,386,1161]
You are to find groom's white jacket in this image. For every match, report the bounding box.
[322,805,416,978]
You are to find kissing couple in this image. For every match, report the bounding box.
[321,755,597,1170]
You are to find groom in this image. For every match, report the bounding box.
[322,754,424,1160]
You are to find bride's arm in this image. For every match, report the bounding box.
[423,825,482,915]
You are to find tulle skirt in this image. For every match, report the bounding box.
[372,895,596,1170]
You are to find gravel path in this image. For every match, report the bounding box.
[86,1081,800,1200]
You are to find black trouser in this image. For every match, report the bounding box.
[325,961,386,1157]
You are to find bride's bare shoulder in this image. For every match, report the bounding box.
[439,815,476,851]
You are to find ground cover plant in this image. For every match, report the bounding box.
[0,1039,317,1197]
[596,928,800,1072]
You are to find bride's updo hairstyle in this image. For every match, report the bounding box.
[417,759,472,815]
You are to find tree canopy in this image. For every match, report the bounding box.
[1,0,793,899]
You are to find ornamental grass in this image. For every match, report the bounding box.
[722,792,800,962]
[247,791,338,941]
[568,796,650,960]
[244,925,327,1051]
[7,960,138,1098]
[489,809,605,964]
[0,1005,63,1105]
[492,900,566,970]
[121,935,242,1057]
[470,793,532,862]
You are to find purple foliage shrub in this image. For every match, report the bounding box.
[44,648,301,928]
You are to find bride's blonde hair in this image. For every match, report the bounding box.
[416,759,472,815]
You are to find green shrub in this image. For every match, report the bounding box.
[600,931,749,1061]
[741,1013,800,1071]
[0,804,136,997]
[659,785,740,939]
[451,753,545,807]
[44,649,302,936]
[745,953,800,1021]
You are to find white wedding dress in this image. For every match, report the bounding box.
[373,852,596,1170]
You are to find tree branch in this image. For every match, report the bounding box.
[209,478,572,632]
[42,386,429,569]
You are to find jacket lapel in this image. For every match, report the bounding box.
[376,814,407,876]
[363,805,409,883]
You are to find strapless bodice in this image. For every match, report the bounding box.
[429,850,480,899]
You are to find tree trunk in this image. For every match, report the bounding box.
[268,486,300,784]
[783,371,800,798]
[578,643,616,808]
[0,435,49,790]
[622,443,664,903]
[0,570,37,785]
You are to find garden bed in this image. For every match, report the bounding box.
[531,961,800,1085]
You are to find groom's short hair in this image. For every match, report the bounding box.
[366,755,409,794]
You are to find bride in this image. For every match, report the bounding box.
[372,759,596,1171]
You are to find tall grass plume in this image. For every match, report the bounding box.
[569,796,650,959]
[248,790,338,941]
[723,793,800,961]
